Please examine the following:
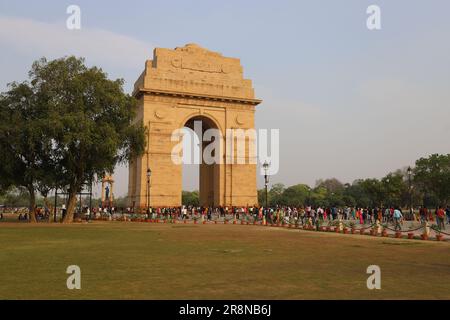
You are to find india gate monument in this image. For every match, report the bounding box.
[128,44,261,208]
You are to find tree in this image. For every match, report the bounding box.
[257,188,266,206]
[0,187,31,207]
[182,190,199,206]
[0,82,53,222]
[381,172,407,207]
[268,183,285,206]
[39,57,146,222]
[414,154,450,206]
[359,178,383,207]
[282,184,309,207]
[314,178,347,207]
[311,186,329,207]
[0,181,10,200]
[1,57,146,223]
[316,178,344,194]
[345,180,371,208]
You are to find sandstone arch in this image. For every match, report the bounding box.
[127,44,262,207]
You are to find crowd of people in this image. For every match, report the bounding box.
[122,205,450,230]
[2,203,450,230]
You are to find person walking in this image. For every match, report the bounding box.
[330,206,336,221]
[383,207,389,223]
[393,207,403,231]
[377,208,382,222]
[345,207,351,220]
[419,206,427,223]
[317,207,324,221]
[436,207,445,230]
[363,208,369,224]
[300,208,305,225]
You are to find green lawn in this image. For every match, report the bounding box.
[0,222,449,299]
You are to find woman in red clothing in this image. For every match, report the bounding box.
[437,207,445,230]
[358,208,364,224]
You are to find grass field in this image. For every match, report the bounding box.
[1,222,449,299]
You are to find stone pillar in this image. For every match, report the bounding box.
[376,220,382,234]
[423,221,430,236]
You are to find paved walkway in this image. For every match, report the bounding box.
[142,214,450,241]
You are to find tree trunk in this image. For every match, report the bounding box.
[62,190,78,223]
[43,196,54,223]
[28,187,37,223]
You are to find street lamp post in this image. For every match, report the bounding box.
[308,187,312,206]
[263,161,270,209]
[146,168,152,216]
[407,166,413,218]
[384,178,390,208]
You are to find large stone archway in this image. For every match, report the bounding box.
[127,44,261,208]
[183,115,220,207]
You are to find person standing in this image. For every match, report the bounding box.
[317,207,324,221]
[446,206,450,225]
[377,208,382,222]
[344,207,350,220]
[428,208,434,222]
[383,207,389,223]
[436,207,445,230]
[363,208,369,224]
[85,207,90,221]
[419,206,427,223]
[300,208,305,225]
[61,204,66,221]
[207,206,212,221]
[358,208,364,225]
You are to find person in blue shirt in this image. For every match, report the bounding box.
[446,206,450,225]
[393,207,403,231]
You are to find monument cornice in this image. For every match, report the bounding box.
[134,87,262,106]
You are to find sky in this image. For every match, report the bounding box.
[1,0,449,198]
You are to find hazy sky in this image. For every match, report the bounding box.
[1,0,449,198]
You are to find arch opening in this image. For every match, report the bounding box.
[181,115,221,207]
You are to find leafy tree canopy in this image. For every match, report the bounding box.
[0,56,146,222]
